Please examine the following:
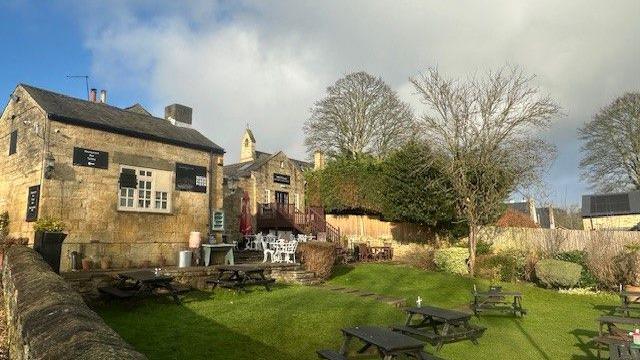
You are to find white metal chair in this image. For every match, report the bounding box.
[296,234,308,243]
[281,241,298,263]
[271,240,286,263]
[260,236,275,263]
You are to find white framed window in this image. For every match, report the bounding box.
[265,189,271,203]
[294,193,300,210]
[118,165,172,213]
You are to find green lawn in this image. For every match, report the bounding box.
[97,264,617,359]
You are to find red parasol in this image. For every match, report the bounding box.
[239,191,253,236]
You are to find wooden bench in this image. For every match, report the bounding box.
[98,286,136,299]
[206,278,275,291]
[316,349,347,360]
[393,324,486,346]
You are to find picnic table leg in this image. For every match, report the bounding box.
[257,271,272,291]
[163,282,182,305]
[211,269,225,291]
[339,334,352,356]
[404,313,414,326]
[437,322,450,351]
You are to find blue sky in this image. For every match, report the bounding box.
[1,1,639,207]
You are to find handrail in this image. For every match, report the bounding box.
[256,202,340,242]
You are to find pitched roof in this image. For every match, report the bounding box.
[245,128,256,142]
[20,84,224,153]
[224,150,312,178]
[124,103,152,116]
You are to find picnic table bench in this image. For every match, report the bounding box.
[317,326,440,360]
[618,286,640,317]
[99,270,183,305]
[609,343,640,360]
[207,265,275,292]
[593,316,640,358]
[471,285,526,317]
[393,306,485,351]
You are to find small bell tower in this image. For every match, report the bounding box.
[240,128,256,162]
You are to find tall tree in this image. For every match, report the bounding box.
[304,72,415,159]
[411,66,561,275]
[579,93,640,192]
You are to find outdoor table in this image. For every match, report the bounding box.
[393,306,485,351]
[594,316,640,358]
[113,270,181,304]
[202,244,235,266]
[337,326,431,360]
[619,288,640,317]
[472,286,526,317]
[369,246,393,261]
[206,264,275,292]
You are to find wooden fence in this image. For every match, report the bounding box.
[325,214,436,243]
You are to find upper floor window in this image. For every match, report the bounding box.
[8,130,17,155]
[118,165,172,213]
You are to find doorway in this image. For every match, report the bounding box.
[275,191,289,205]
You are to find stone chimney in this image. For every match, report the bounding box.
[165,104,192,127]
[548,205,556,229]
[239,128,256,162]
[99,90,107,103]
[527,198,539,224]
[89,88,97,102]
[314,150,326,170]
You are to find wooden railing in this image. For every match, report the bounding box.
[256,203,341,242]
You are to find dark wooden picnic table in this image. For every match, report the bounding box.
[472,286,526,317]
[594,316,640,358]
[619,289,640,317]
[99,270,182,304]
[609,343,640,360]
[317,326,438,360]
[393,306,485,351]
[207,264,275,292]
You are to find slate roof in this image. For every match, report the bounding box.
[124,103,152,116]
[224,150,312,178]
[20,84,224,153]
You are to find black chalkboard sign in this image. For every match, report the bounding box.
[26,185,40,222]
[73,147,108,169]
[175,163,207,193]
[273,173,291,184]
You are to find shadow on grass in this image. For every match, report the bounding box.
[569,328,599,360]
[511,318,552,360]
[329,265,356,279]
[592,304,616,316]
[94,291,295,360]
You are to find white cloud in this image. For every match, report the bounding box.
[77,0,640,204]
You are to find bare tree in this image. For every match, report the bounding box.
[579,93,640,192]
[411,66,561,275]
[304,72,415,159]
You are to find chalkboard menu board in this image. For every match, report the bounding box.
[26,185,40,222]
[73,147,108,169]
[175,163,207,193]
[273,173,291,184]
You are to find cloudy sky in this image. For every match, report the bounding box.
[1,1,638,205]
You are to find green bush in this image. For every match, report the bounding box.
[535,259,582,288]
[434,247,468,275]
[33,217,65,233]
[555,250,598,288]
[475,239,493,256]
[477,249,526,282]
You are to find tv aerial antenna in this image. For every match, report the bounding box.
[66,75,90,100]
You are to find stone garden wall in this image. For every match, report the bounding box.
[2,246,146,359]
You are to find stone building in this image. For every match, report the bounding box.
[0,84,224,271]
[582,191,640,230]
[224,129,332,241]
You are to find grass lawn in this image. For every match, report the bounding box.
[97,263,617,359]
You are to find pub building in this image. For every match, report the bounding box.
[0,84,225,271]
[223,128,327,243]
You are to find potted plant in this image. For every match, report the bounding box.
[33,217,67,274]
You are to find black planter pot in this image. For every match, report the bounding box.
[34,231,67,274]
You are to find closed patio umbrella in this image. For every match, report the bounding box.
[239,191,253,236]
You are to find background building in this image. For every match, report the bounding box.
[0,84,224,270]
[582,191,640,230]
[224,129,331,241]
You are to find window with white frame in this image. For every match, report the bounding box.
[294,193,300,210]
[118,165,172,213]
[265,189,271,203]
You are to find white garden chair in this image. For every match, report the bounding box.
[281,241,298,263]
[271,240,286,263]
[296,234,308,243]
[260,236,275,263]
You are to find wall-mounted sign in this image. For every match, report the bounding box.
[175,163,207,193]
[212,210,224,231]
[73,147,108,169]
[273,173,291,185]
[26,185,40,222]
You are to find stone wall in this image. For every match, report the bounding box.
[0,87,47,240]
[3,246,146,359]
[583,214,640,231]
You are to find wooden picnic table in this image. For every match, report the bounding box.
[99,270,182,305]
[393,306,485,351]
[369,246,393,261]
[317,326,438,360]
[619,289,640,317]
[594,316,640,358]
[471,286,526,317]
[206,264,275,292]
[609,343,640,360]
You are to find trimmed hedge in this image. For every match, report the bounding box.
[297,242,337,280]
[535,259,582,288]
[434,247,468,275]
